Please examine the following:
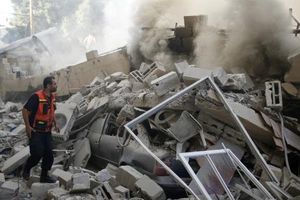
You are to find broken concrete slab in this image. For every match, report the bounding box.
[116,165,143,191]
[31,182,59,200]
[150,71,180,96]
[1,146,30,174]
[135,175,166,200]
[216,73,254,91]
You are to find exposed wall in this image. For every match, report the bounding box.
[1,47,130,101]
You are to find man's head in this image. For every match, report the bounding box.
[43,76,57,93]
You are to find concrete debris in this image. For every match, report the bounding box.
[31,182,59,199]
[1,43,300,200]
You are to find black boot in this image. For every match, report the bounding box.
[40,170,56,183]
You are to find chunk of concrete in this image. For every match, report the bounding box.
[116,165,143,191]
[1,146,30,174]
[1,181,18,193]
[87,96,109,111]
[47,187,68,200]
[110,72,128,81]
[51,168,73,189]
[73,138,91,168]
[260,164,282,184]
[135,175,166,200]
[96,169,112,183]
[31,182,59,200]
[182,66,215,84]
[106,82,118,93]
[71,173,90,192]
[282,82,298,97]
[216,73,254,91]
[150,72,180,96]
[26,175,40,188]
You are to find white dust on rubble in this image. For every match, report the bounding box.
[193,0,300,77]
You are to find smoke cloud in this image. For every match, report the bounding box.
[193,0,300,78]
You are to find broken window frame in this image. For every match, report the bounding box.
[178,148,275,200]
[124,76,279,199]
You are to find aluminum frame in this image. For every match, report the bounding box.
[178,149,275,200]
[124,76,278,199]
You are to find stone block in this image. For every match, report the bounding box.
[71,173,90,192]
[47,187,68,200]
[1,181,18,193]
[150,72,180,96]
[135,175,166,200]
[1,146,30,174]
[31,182,59,200]
[86,50,98,60]
[51,169,73,189]
[116,165,143,191]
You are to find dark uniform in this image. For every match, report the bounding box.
[23,92,55,180]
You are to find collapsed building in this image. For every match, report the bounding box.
[0,13,300,200]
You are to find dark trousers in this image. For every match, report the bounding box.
[24,131,54,174]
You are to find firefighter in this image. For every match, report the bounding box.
[22,76,59,183]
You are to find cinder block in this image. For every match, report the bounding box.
[135,175,166,200]
[71,173,90,192]
[1,146,30,174]
[31,182,59,200]
[265,81,283,110]
[51,169,73,189]
[116,165,143,191]
[150,72,180,96]
[86,50,98,60]
[174,60,189,80]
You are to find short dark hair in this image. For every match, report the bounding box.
[43,76,55,88]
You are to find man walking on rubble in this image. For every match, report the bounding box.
[22,76,59,183]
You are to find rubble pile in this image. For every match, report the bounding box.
[1,56,300,200]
